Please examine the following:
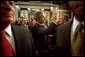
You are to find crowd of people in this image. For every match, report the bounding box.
[0,1,84,56]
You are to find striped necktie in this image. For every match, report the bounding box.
[0,31,15,56]
[71,23,84,56]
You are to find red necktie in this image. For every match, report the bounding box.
[0,31,15,56]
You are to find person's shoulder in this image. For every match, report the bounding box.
[57,20,72,31]
[12,24,30,32]
[32,23,41,29]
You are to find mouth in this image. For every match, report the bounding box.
[75,4,84,9]
[4,14,12,17]
[2,12,13,17]
[77,6,84,10]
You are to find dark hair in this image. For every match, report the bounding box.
[34,11,43,21]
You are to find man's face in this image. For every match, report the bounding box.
[1,1,15,24]
[38,14,45,24]
[69,1,84,21]
[51,12,57,21]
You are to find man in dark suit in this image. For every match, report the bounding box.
[55,1,84,56]
[30,11,48,56]
[45,11,59,56]
[46,11,60,48]
[0,1,35,56]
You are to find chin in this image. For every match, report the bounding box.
[2,18,14,24]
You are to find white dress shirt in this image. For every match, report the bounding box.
[5,24,16,53]
[71,16,84,44]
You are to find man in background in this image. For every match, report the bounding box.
[31,11,48,56]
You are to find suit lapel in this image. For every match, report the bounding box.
[64,20,72,47]
[11,24,21,55]
[57,20,73,55]
[62,20,73,55]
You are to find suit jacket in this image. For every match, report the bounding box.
[55,20,73,56]
[46,22,59,48]
[11,24,36,56]
[46,22,58,35]
[31,23,48,51]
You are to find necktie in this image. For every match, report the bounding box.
[0,31,15,56]
[71,23,84,56]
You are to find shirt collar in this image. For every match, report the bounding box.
[71,16,84,43]
[72,16,84,33]
[5,24,12,37]
[72,17,79,33]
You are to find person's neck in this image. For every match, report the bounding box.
[75,16,84,22]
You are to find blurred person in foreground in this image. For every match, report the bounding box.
[0,1,35,56]
[55,1,84,56]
